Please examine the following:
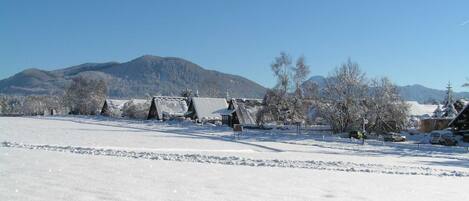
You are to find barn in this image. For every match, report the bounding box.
[222,98,263,128]
[147,96,188,120]
[186,97,228,122]
[100,99,128,118]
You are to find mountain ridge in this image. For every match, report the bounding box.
[304,76,469,103]
[2,57,468,102]
[0,55,267,98]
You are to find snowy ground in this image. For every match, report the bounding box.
[1,116,469,201]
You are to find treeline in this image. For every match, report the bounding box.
[0,76,108,116]
[0,95,66,116]
[260,53,409,134]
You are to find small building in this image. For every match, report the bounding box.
[101,99,128,118]
[448,104,469,131]
[222,98,263,128]
[147,96,188,120]
[186,97,228,122]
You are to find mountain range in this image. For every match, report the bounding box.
[0,55,267,98]
[1,55,467,103]
[305,76,469,103]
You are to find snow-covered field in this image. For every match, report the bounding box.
[1,116,468,201]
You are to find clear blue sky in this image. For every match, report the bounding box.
[1,0,469,91]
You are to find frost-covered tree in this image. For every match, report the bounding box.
[0,95,24,115]
[23,96,46,115]
[441,82,458,118]
[316,60,408,134]
[271,52,293,93]
[316,59,368,133]
[180,88,193,98]
[64,76,107,115]
[122,99,151,119]
[365,77,409,134]
[261,52,311,125]
[21,95,65,116]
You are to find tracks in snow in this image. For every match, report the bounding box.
[2,141,468,177]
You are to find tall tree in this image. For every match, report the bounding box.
[271,52,293,94]
[64,76,107,115]
[293,56,310,96]
[366,77,409,133]
[316,59,408,134]
[261,52,311,125]
[316,59,369,133]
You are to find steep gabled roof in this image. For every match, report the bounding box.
[189,97,228,121]
[448,104,469,129]
[148,96,188,120]
[101,99,128,117]
[230,98,263,126]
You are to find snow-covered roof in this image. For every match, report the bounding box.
[230,98,263,126]
[101,99,129,117]
[449,103,469,127]
[405,101,440,117]
[151,96,188,119]
[106,99,128,108]
[128,99,150,105]
[190,97,228,121]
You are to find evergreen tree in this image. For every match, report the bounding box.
[441,82,458,118]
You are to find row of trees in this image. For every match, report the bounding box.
[0,95,66,116]
[260,52,409,134]
[0,76,108,116]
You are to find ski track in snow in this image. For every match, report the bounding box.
[2,141,468,177]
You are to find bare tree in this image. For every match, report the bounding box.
[293,56,310,96]
[365,77,409,134]
[316,60,408,134]
[64,76,107,115]
[180,88,193,98]
[271,52,292,93]
[261,52,311,126]
[316,59,368,133]
[122,99,151,119]
[463,78,469,88]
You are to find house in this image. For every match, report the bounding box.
[222,98,263,127]
[448,104,469,131]
[147,96,188,120]
[101,99,128,118]
[186,97,228,122]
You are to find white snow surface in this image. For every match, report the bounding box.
[1,116,468,201]
[190,97,228,120]
[406,101,439,116]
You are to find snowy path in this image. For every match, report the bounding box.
[3,141,468,177]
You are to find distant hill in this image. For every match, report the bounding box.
[304,76,469,103]
[0,55,267,98]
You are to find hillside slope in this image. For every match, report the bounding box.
[0,55,267,98]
